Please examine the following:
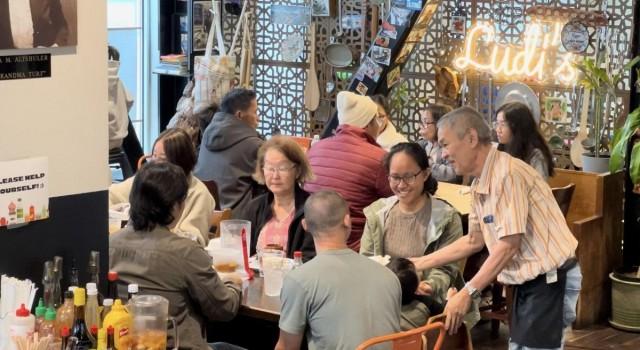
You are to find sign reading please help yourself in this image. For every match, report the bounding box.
[0,157,49,227]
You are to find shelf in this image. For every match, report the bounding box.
[152,67,190,77]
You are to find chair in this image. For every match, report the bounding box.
[209,208,232,239]
[109,148,134,181]
[426,314,473,350]
[202,180,222,210]
[355,321,446,350]
[551,183,575,218]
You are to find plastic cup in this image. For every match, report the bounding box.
[263,256,286,297]
[258,249,284,277]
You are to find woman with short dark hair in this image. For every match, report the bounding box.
[361,142,464,318]
[110,162,242,350]
[109,128,215,246]
[495,102,555,179]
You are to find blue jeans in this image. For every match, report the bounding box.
[209,342,247,350]
[508,263,582,350]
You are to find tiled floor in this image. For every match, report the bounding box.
[470,321,640,350]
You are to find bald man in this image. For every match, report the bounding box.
[275,190,401,350]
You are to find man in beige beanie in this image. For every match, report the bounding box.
[304,91,393,251]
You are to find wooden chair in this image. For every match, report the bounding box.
[202,180,222,210]
[209,208,232,239]
[355,321,446,350]
[426,314,473,350]
[551,183,576,218]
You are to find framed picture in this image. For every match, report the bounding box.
[312,0,337,17]
[193,0,214,51]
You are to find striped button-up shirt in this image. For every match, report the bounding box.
[469,148,578,285]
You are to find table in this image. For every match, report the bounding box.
[239,276,281,322]
[435,182,471,216]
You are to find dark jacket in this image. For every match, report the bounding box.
[304,124,393,251]
[194,111,264,211]
[234,185,316,262]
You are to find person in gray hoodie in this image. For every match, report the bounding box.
[194,88,264,210]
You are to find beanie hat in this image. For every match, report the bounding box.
[336,91,378,128]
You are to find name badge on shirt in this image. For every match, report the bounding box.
[483,215,494,224]
[546,269,558,284]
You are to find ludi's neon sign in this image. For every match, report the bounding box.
[454,21,577,85]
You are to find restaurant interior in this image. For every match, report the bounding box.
[1,0,640,349]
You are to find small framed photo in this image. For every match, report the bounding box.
[355,81,369,95]
[193,0,214,51]
[312,0,337,17]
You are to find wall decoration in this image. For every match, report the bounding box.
[0,157,49,227]
[380,21,398,39]
[388,6,412,26]
[270,5,311,26]
[371,45,392,65]
[312,0,335,17]
[544,96,569,122]
[193,0,214,51]
[362,57,383,81]
[561,20,589,53]
[355,81,369,94]
[0,54,51,81]
[0,0,77,50]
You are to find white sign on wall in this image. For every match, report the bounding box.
[0,157,49,227]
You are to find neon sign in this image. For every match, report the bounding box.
[454,21,577,85]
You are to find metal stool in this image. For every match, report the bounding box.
[109,148,134,182]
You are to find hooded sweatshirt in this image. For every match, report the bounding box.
[194,111,263,210]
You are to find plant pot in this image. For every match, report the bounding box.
[609,267,640,332]
[582,153,610,173]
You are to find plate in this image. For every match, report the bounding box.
[495,82,541,124]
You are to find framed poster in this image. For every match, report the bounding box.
[312,0,337,17]
[0,0,78,50]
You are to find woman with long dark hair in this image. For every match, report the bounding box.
[495,102,555,179]
[360,142,464,317]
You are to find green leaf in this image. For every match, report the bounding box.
[630,142,640,185]
[623,56,640,71]
[610,107,640,172]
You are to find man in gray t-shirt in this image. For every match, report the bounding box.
[276,191,402,350]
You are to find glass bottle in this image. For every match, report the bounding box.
[16,198,24,222]
[53,256,64,308]
[105,326,115,350]
[43,261,56,308]
[107,271,119,301]
[69,259,80,289]
[71,287,92,349]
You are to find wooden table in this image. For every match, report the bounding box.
[435,182,472,216]
[239,276,281,322]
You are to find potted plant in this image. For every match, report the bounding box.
[573,56,640,172]
[604,66,640,332]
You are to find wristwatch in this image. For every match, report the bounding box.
[464,282,481,299]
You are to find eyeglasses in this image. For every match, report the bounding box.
[263,164,296,175]
[388,170,423,185]
[493,121,507,129]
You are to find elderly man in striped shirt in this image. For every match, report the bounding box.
[411,106,581,350]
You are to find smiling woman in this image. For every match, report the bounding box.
[360,142,465,324]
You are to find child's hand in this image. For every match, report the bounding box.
[415,281,433,295]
